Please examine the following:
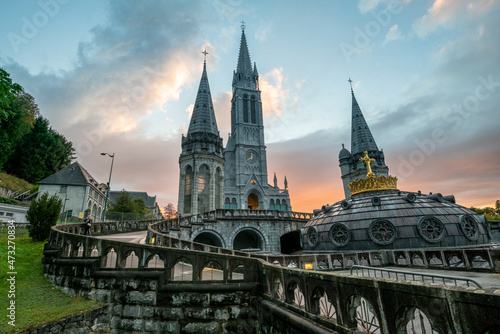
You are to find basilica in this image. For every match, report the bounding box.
[178,25,291,215]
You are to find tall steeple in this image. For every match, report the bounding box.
[350,83,378,155]
[224,24,291,211]
[233,22,258,91]
[186,53,219,139]
[178,51,225,215]
[339,79,388,198]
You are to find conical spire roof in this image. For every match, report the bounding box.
[236,29,253,76]
[187,60,219,137]
[233,26,258,90]
[350,88,379,155]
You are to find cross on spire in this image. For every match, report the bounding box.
[348,77,353,91]
[359,151,376,178]
[202,49,209,63]
[240,20,246,31]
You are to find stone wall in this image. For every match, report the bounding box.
[39,222,500,333]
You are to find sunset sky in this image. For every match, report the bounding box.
[1,0,499,212]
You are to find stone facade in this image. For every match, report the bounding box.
[178,60,225,216]
[37,222,500,333]
[223,27,290,211]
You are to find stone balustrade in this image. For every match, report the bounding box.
[41,221,500,333]
[159,209,312,229]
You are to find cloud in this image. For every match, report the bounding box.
[357,0,412,14]
[413,0,498,38]
[260,67,288,118]
[384,24,404,43]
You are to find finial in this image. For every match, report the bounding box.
[348,77,353,92]
[359,151,376,178]
[202,49,209,63]
[342,143,345,149]
[240,20,246,31]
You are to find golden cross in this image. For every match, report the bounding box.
[359,151,375,178]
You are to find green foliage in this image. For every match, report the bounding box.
[108,190,135,213]
[26,192,62,241]
[0,229,103,333]
[0,71,38,168]
[0,196,20,205]
[0,171,34,192]
[107,191,156,221]
[0,67,22,121]
[4,116,75,184]
[469,204,500,221]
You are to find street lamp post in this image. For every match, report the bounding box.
[101,152,115,222]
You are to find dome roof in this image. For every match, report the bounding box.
[339,146,351,159]
[302,190,490,252]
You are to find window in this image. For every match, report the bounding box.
[243,94,249,122]
[60,185,67,193]
[251,96,257,123]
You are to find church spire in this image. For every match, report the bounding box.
[186,50,219,138]
[350,80,379,155]
[233,23,258,90]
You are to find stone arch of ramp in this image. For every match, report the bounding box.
[229,225,269,251]
[191,229,226,248]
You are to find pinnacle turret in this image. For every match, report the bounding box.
[350,88,379,155]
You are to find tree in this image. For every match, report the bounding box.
[108,191,135,213]
[4,116,74,183]
[164,203,177,219]
[26,192,62,241]
[0,69,38,168]
[0,67,22,121]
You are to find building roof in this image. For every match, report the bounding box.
[232,27,258,90]
[350,89,379,155]
[38,162,104,192]
[303,189,489,252]
[186,60,219,137]
[108,191,157,208]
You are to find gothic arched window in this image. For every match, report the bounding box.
[184,166,193,214]
[198,165,211,213]
[243,94,249,123]
[215,167,222,209]
[251,95,257,124]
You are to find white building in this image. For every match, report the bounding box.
[38,162,107,221]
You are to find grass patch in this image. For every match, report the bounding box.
[0,228,104,333]
[0,172,33,193]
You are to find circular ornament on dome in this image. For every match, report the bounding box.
[417,216,445,243]
[307,226,319,248]
[371,197,381,206]
[329,223,351,247]
[369,220,396,245]
[459,215,479,241]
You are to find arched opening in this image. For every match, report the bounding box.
[233,229,263,251]
[280,230,302,254]
[243,94,249,123]
[198,164,211,213]
[184,166,193,214]
[247,193,259,210]
[193,231,223,248]
[250,95,257,123]
[215,167,222,209]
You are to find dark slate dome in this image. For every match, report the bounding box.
[339,146,351,159]
[301,190,490,252]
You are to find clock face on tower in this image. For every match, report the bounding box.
[246,150,258,165]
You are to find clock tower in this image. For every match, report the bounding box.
[224,24,290,211]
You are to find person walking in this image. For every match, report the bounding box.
[84,215,92,236]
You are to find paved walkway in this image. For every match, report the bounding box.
[95,230,147,244]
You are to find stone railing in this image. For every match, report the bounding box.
[159,209,312,229]
[41,221,500,333]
